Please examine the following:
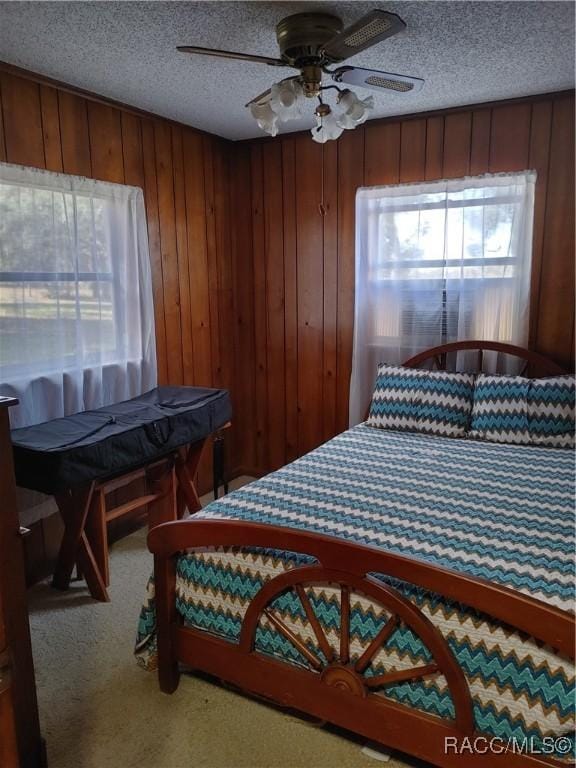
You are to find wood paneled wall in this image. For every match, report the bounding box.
[0,68,239,472]
[232,91,575,476]
[1,66,574,571]
[0,67,241,579]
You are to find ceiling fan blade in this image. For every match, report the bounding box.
[331,66,424,94]
[322,10,406,62]
[177,46,289,67]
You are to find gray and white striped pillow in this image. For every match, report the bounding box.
[367,364,475,437]
[469,373,575,447]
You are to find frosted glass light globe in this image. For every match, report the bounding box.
[336,89,374,130]
[311,112,344,144]
[270,80,303,121]
[250,101,279,136]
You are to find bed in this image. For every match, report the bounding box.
[137,342,575,767]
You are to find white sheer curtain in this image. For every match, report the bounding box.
[0,162,157,427]
[349,171,536,425]
[0,162,157,525]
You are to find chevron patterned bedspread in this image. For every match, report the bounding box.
[136,425,575,753]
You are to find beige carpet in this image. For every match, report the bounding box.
[27,478,420,768]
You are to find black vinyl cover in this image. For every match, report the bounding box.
[11,386,232,495]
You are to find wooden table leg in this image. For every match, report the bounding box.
[52,485,93,591]
[76,532,110,603]
[147,463,178,529]
[53,484,109,602]
[176,486,186,520]
[213,432,228,500]
[174,439,205,515]
[84,488,109,588]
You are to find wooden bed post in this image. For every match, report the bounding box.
[154,551,180,694]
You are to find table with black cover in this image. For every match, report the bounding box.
[11,386,232,601]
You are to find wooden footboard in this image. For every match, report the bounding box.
[148,520,575,768]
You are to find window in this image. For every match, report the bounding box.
[349,171,536,424]
[0,162,157,428]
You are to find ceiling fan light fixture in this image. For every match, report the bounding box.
[179,9,423,143]
[249,101,279,136]
[336,89,374,129]
[270,79,303,120]
[311,108,344,144]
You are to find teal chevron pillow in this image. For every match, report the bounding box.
[367,364,475,437]
[470,374,575,447]
[469,375,531,444]
[528,375,575,448]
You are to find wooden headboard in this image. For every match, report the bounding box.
[402,340,567,377]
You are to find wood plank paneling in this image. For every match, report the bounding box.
[364,122,400,186]
[0,77,6,161]
[1,73,44,167]
[262,142,286,470]
[322,140,339,443]
[536,96,575,366]
[282,138,298,465]
[120,112,144,188]
[469,109,491,175]
[527,101,552,348]
[399,118,426,182]
[443,112,471,178]
[0,68,240,586]
[182,130,212,387]
[39,85,63,172]
[230,145,256,472]
[489,103,531,172]
[213,141,235,394]
[425,116,444,180]
[141,118,168,385]
[203,137,222,389]
[336,129,364,435]
[171,126,194,385]
[235,91,574,477]
[211,141,235,485]
[250,144,268,470]
[58,90,91,176]
[0,65,573,556]
[154,120,183,385]
[87,102,124,183]
[296,137,324,456]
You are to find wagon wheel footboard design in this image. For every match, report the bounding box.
[148,520,575,768]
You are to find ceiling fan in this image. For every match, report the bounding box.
[178,9,424,142]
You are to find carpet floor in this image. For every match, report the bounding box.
[27,479,421,768]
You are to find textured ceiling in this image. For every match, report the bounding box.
[0,1,574,141]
